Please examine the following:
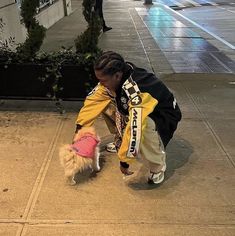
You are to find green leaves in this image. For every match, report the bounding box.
[17,0,46,59]
[0,0,102,104]
[75,0,102,54]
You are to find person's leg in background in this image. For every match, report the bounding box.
[95,0,112,32]
[140,117,166,184]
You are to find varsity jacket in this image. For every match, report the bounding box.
[76,62,182,163]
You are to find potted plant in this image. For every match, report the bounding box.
[0,0,102,100]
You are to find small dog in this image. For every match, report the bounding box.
[59,126,100,185]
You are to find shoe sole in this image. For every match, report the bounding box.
[148,164,166,185]
[148,172,164,185]
[106,147,117,153]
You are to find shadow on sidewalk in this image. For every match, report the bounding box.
[126,136,194,190]
[165,136,193,180]
[73,153,106,184]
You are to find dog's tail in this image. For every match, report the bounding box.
[59,144,93,177]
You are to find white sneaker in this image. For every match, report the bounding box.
[148,164,166,185]
[106,142,117,153]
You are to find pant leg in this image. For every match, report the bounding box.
[140,117,166,173]
[95,0,106,28]
[102,102,123,150]
[102,101,117,135]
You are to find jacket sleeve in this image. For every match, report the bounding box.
[117,92,158,163]
[75,84,112,127]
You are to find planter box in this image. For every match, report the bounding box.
[0,63,97,100]
[59,64,96,99]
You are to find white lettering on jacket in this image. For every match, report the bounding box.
[127,107,142,158]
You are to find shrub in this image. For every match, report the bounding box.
[16,0,46,59]
[75,0,102,54]
[0,0,102,103]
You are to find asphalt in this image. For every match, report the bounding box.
[0,0,235,235]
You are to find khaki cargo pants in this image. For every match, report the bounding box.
[102,103,166,173]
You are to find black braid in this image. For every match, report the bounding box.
[94,51,126,76]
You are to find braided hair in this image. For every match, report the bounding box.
[94,51,127,76]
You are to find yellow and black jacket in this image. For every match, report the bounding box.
[76,62,181,163]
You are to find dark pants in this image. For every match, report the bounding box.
[95,0,106,28]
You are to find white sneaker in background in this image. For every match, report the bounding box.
[148,164,166,185]
[106,142,117,153]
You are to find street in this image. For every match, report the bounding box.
[154,0,235,57]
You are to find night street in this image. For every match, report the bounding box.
[0,0,235,235]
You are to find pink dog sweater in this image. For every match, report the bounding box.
[71,135,99,158]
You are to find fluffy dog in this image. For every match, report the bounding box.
[59,126,100,185]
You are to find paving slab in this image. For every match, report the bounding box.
[21,225,235,236]
[181,79,235,119]
[0,225,20,236]
[179,78,235,164]
[162,80,201,119]
[206,119,235,163]
[0,111,63,219]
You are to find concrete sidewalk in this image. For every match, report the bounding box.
[42,0,235,76]
[1,0,235,235]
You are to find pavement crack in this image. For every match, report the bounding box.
[16,118,65,236]
[181,83,235,168]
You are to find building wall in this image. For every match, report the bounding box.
[36,0,72,29]
[36,0,65,29]
[64,0,72,16]
[0,0,72,46]
[0,0,26,45]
